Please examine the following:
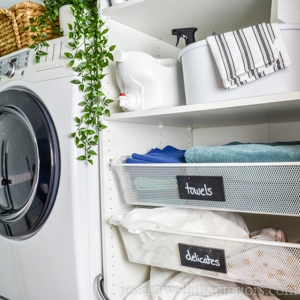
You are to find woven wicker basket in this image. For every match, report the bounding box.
[9,0,60,49]
[0,8,22,57]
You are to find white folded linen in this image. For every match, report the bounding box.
[126,267,281,300]
[206,23,291,89]
[109,207,249,238]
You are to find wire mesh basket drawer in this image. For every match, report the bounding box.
[117,226,300,294]
[112,157,300,216]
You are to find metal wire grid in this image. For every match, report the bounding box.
[118,227,300,294]
[112,160,300,216]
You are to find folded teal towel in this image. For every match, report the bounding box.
[185,142,300,163]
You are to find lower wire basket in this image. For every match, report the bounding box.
[117,226,300,294]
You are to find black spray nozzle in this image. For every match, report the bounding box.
[172,27,198,47]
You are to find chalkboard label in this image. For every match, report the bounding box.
[178,243,227,273]
[177,176,225,201]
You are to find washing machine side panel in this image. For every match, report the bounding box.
[0,78,101,300]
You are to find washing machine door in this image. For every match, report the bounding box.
[0,89,60,238]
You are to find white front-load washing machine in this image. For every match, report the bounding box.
[0,36,104,300]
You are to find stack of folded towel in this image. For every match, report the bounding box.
[184,141,300,163]
[126,145,186,163]
[206,23,291,89]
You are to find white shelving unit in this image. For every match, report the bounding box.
[108,92,300,128]
[103,0,272,48]
[99,1,300,299]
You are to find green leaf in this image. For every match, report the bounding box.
[75,52,83,60]
[98,124,107,131]
[41,34,49,40]
[82,113,90,119]
[107,53,114,61]
[68,23,73,30]
[84,86,93,92]
[64,52,74,59]
[109,45,116,51]
[88,150,97,156]
[77,155,86,161]
[102,28,109,35]
[88,159,93,165]
[86,129,95,135]
[105,99,114,104]
[71,79,81,84]
[37,51,47,56]
[104,109,111,117]
[78,101,86,106]
[78,62,87,69]
[72,67,81,72]
[31,26,38,33]
[70,60,75,68]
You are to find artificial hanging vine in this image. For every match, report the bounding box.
[65,1,115,164]
[24,0,115,164]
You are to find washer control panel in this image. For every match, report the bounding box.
[0,50,30,76]
[0,36,74,83]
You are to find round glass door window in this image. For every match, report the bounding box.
[0,90,60,238]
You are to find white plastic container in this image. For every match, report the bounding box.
[59,5,74,36]
[179,23,300,105]
[115,50,186,111]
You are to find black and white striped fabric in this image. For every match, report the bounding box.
[206,23,291,89]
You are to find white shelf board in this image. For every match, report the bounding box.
[106,92,300,128]
[103,0,272,48]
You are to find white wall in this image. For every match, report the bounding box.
[2,0,44,9]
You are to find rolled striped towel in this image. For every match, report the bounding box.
[206,23,291,89]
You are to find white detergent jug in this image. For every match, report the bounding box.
[115,50,186,111]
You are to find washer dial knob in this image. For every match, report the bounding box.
[2,62,16,78]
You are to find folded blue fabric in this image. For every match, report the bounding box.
[185,141,300,163]
[126,145,186,163]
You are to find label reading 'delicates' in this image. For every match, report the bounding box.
[177,175,225,202]
[178,243,227,273]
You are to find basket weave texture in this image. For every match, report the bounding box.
[0,8,22,57]
[8,0,60,49]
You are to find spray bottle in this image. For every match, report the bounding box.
[172,27,198,47]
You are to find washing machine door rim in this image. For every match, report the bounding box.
[0,88,60,239]
[0,105,39,222]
